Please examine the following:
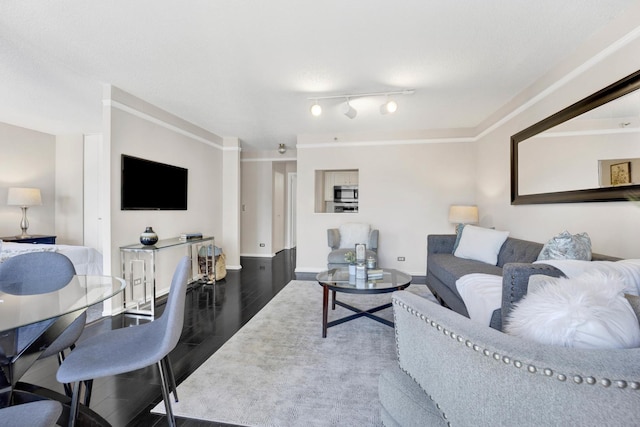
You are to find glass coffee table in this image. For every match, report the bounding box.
[316,267,412,337]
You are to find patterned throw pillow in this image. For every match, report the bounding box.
[452,224,465,253]
[537,231,592,261]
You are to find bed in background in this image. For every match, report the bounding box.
[0,242,103,275]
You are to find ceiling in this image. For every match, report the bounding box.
[0,1,638,151]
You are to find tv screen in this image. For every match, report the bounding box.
[121,155,188,210]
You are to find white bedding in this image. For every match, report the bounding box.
[0,242,103,275]
[456,259,640,325]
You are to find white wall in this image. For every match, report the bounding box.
[295,139,476,276]
[55,134,84,245]
[241,160,274,256]
[272,162,286,253]
[0,122,56,237]
[103,86,231,310]
[240,150,297,257]
[476,29,640,259]
[221,137,242,269]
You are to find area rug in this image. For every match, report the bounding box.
[152,280,436,426]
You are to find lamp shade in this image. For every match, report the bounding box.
[7,187,42,207]
[448,205,478,224]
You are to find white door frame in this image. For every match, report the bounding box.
[287,172,297,248]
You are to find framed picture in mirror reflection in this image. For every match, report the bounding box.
[611,162,631,186]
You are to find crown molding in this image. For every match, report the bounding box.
[103,99,224,150]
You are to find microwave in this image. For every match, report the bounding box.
[334,185,358,202]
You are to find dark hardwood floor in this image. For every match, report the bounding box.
[22,249,297,427]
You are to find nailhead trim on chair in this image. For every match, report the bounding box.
[393,303,451,425]
[393,297,640,396]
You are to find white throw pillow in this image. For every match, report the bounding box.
[339,223,370,249]
[453,225,509,266]
[505,271,640,349]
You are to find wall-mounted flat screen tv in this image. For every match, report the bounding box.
[121,154,188,210]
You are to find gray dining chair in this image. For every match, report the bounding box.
[56,256,191,427]
[0,251,86,396]
[0,400,62,427]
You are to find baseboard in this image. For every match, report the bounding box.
[295,272,319,281]
[241,253,276,258]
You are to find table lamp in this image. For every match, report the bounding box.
[7,187,42,238]
[448,205,479,234]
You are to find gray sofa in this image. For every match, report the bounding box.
[425,234,618,330]
[379,291,640,426]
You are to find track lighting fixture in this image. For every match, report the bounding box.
[310,101,322,117]
[380,99,398,115]
[307,89,414,118]
[278,143,286,154]
[342,99,357,119]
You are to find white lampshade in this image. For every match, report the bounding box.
[448,205,478,224]
[7,187,42,207]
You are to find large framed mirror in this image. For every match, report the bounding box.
[511,69,640,204]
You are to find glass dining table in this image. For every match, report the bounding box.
[0,275,126,408]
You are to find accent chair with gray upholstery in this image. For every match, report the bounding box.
[379,290,640,426]
[0,400,63,427]
[56,256,191,427]
[327,222,378,269]
[0,251,86,397]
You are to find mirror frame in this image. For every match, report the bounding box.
[511,69,640,204]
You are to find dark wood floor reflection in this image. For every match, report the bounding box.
[22,249,296,427]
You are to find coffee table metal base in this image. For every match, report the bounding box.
[322,286,393,338]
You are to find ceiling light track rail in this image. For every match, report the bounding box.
[308,89,415,118]
[306,89,415,101]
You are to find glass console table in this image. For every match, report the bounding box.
[120,236,215,316]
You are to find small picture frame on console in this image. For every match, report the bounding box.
[355,243,366,264]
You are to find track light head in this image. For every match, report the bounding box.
[278,143,286,154]
[342,100,357,119]
[380,99,398,115]
[310,102,322,117]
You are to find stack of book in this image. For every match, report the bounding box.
[367,268,384,279]
[179,232,203,240]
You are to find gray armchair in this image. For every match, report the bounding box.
[327,224,379,269]
[379,290,640,426]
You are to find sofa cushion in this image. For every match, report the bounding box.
[454,225,509,265]
[537,230,592,261]
[505,271,640,349]
[378,365,446,427]
[496,238,543,267]
[428,253,503,300]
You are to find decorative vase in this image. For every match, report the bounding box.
[348,264,356,275]
[140,227,158,245]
